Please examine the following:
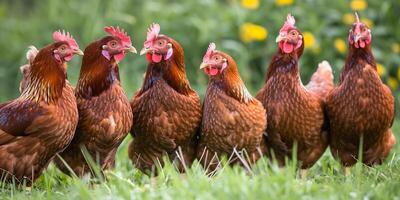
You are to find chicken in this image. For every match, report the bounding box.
[325,13,396,175]
[256,14,331,177]
[197,43,267,173]
[129,23,202,174]
[54,26,136,177]
[0,31,82,184]
[19,46,39,93]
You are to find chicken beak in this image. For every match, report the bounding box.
[140,47,152,56]
[354,34,362,43]
[74,49,84,56]
[199,62,208,70]
[275,35,285,43]
[126,45,137,54]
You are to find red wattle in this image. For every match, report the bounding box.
[359,41,366,48]
[152,53,162,63]
[283,42,294,53]
[204,67,219,76]
[146,53,152,62]
[114,53,125,62]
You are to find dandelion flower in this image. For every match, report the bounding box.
[275,0,294,7]
[303,32,316,49]
[241,0,259,9]
[376,63,386,77]
[334,38,347,54]
[350,0,367,11]
[240,23,268,43]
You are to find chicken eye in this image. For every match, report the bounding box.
[290,31,297,36]
[59,46,66,52]
[110,41,117,47]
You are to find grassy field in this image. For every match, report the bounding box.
[0,122,399,200]
[1,0,400,199]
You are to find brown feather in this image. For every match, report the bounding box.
[129,37,201,174]
[54,37,133,176]
[0,42,78,183]
[256,44,328,169]
[197,52,267,172]
[326,43,396,167]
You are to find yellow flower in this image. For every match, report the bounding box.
[362,18,373,28]
[350,0,367,11]
[334,38,347,54]
[241,0,259,9]
[376,63,386,76]
[240,23,268,43]
[342,13,355,25]
[275,0,294,7]
[388,77,398,90]
[303,32,316,49]
[392,43,400,54]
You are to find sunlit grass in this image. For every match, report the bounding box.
[0,122,399,200]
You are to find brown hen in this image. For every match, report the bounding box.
[0,31,82,184]
[129,24,202,174]
[256,14,331,176]
[197,43,267,173]
[326,14,396,175]
[54,27,136,177]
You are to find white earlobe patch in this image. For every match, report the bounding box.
[222,62,227,71]
[165,47,173,60]
[102,50,111,60]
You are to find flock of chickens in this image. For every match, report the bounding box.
[0,13,396,185]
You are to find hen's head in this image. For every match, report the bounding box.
[200,43,230,77]
[52,30,83,64]
[140,23,176,63]
[348,13,372,49]
[100,26,137,62]
[276,14,304,56]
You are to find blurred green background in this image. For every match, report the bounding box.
[0,0,399,102]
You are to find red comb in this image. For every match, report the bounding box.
[104,26,132,47]
[280,13,296,32]
[144,23,160,48]
[354,12,360,23]
[52,30,79,49]
[203,42,216,62]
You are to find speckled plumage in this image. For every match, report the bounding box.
[129,38,201,174]
[326,45,396,167]
[256,50,329,169]
[197,52,266,171]
[54,37,133,176]
[0,42,78,184]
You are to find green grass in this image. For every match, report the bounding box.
[1,122,399,200]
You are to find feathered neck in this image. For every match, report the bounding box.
[76,40,120,98]
[139,39,193,95]
[208,56,253,103]
[265,50,300,82]
[21,44,66,104]
[340,44,375,83]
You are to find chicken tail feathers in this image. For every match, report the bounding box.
[306,60,334,99]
